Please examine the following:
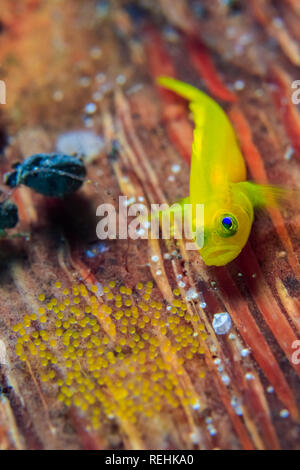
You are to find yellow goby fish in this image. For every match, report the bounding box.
[157,76,290,266]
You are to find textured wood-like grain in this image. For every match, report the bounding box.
[0,0,299,450]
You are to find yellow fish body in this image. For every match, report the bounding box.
[157,76,289,266]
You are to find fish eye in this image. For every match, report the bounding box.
[217,214,238,237]
[222,216,233,229]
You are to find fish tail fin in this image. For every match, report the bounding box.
[237,181,299,208]
[157,76,208,103]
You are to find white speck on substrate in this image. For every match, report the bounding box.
[212,312,232,335]
[207,425,217,436]
[214,358,221,365]
[93,91,103,102]
[116,74,126,85]
[273,17,284,28]
[85,102,97,114]
[234,80,245,90]
[96,0,109,18]
[192,400,201,410]
[267,385,274,393]
[280,409,289,418]
[86,242,108,259]
[221,374,230,385]
[199,292,206,308]
[252,273,257,278]
[237,272,243,277]
[136,228,145,236]
[284,146,294,161]
[190,431,200,444]
[138,196,144,202]
[53,90,64,101]
[168,175,175,182]
[245,373,254,380]
[218,365,224,373]
[0,339,8,365]
[171,164,181,173]
[163,253,171,260]
[136,202,146,212]
[156,270,162,276]
[228,333,235,340]
[255,88,264,97]
[79,76,91,87]
[88,281,104,296]
[231,396,243,416]
[56,130,104,162]
[84,117,94,128]
[142,220,151,229]
[163,25,180,43]
[99,82,113,95]
[95,73,106,84]
[185,288,198,301]
[239,33,253,46]
[151,255,159,263]
[234,43,244,55]
[128,197,136,205]
[178,281,186,288]
[90,47,102,59]
[226,26,236,38]
[126,83,144,95]
[124,197,136,206]
[177,274,183,280]
[241,348,250,357]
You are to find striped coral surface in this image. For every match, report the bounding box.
[0,0,299,449]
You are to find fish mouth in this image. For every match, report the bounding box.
[201,245,240,266]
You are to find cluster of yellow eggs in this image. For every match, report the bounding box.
[11,279,207,429]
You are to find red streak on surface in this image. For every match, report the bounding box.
[69,250,98,286]
[210,374,255,450]
[185,35,237,103]
[244,376,280,450]
[239,245,300,381]
[144,25,176,81]
[215,265,298,420]
[269,66,300,162]
[144,23,299,422]
[229,106,267,184]
[229,105,300,279]
[2,0,41,35]
[144,26,193,163]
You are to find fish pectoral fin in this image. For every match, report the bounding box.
[237,181,299,209]
[175,196,190,208]
[152,197,189,220]
[150,197,190,237]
